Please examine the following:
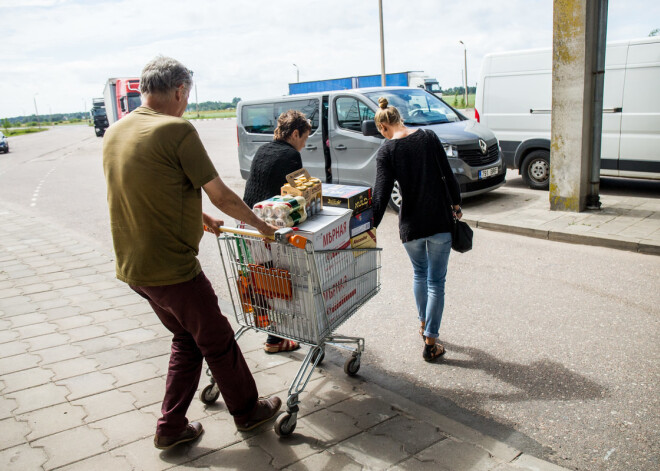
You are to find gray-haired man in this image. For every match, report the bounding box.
[103,56,281,450]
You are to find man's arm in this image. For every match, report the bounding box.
[202,176,276,236]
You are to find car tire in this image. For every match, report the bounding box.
[388,180,402,212]
[521,150,550,190]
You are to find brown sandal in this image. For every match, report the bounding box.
[264,339,300,354]
[423,343,446,362]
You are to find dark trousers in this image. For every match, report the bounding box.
[130,271,258,437]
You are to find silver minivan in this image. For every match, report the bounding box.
[237,87,505,210]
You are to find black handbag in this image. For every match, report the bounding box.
[451,218,473,253]
[425,130,473,253]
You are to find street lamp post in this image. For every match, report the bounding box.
[459,40,468,108]
[379,0,386,86]
[195,83,199,118]
[292,63,300,83]
[33,93,41,129]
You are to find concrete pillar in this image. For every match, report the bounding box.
[550,0,607,211]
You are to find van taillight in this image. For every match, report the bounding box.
[475,108,480,123]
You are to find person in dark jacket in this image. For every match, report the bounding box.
[243,109,312,353]
[371,97,463,362]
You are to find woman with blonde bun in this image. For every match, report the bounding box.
[371,97,463,362]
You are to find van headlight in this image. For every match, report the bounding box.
[442,143,458,158]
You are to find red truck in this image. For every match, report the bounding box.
[103,77,141,125]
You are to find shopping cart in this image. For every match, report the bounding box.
[199,226,381,436]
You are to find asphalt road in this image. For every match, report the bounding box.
[1,122,658,471]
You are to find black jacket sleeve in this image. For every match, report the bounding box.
[372,144,395,228]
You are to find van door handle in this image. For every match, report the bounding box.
[335,144,347,150]
[530,109,552,114]
[305,145,317,151]
[603,107,623,113]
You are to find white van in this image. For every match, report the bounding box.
[475,37,660,189]
[238,87,506,210]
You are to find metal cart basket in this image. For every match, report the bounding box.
[199,227,381,436]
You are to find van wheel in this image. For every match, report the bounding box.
[388,180,402,212]
[521,150,550,190]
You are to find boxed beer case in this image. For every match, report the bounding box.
[281,168,323,216]
[322,183,372,214]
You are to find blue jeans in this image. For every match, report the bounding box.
[403,232,452,339]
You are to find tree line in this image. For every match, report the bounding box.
[440,86,476,95]
[186,98,241,112]
[3,112,88,126]
[3,97,241,126]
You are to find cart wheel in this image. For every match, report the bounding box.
[200,384,220,405]
[311,348,325,366]
[275,413,297,436]
[344,355,360,376]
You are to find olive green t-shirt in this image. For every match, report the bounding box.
[103,106,218,286]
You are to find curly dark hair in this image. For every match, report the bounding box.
[273,110,312,141]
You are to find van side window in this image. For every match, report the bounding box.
[242,100,320,134]
[336,97,375,132]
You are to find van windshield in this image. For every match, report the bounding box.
[364,89,460,125]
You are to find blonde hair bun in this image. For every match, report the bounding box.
[378,97,389,109]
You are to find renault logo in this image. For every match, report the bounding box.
[479,139,488,155]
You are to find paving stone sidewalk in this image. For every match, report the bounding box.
[461,174,660,256]
[0,205,567,471]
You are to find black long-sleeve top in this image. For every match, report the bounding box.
[372,129,462,242]
[243,140,303,208]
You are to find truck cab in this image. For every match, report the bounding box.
[103,77,141,125]
[116,79,141,119]
[90,98,108,137]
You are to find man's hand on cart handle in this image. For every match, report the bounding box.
[202,212,224,236]
[256,220,278,238]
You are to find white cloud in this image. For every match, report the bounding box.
[1,0,658,117]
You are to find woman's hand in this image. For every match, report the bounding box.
[452,205,463,220]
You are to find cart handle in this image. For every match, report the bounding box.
[205,225,307,249]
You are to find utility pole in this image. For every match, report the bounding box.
[459,40,468,107]
[379,0,386,86]
[33,93,41,129]
[293,64,300,83]
[195,83,199,118]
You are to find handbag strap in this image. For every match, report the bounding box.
[424,130,456,221]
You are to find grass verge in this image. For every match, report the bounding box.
[3,127,49,136]
[184,109,237,120]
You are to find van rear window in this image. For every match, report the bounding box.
[242,99,320,134]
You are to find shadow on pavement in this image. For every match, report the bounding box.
[441,342,607,402]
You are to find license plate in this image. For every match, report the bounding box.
[479,166,498,179]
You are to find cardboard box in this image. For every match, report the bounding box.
[350,228,377,252]
[281,168,323,216]
[294,206,352,251]
[349,208,373,237]
[322,184,372,214]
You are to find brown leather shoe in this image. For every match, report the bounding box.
[234,396,282,432]
[154,421,204,450]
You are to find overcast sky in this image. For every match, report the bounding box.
[2,0,658,117]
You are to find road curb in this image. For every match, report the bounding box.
[473,220,550,241]
[464,217,659,256]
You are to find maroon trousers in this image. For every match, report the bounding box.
[130,271,258,437]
